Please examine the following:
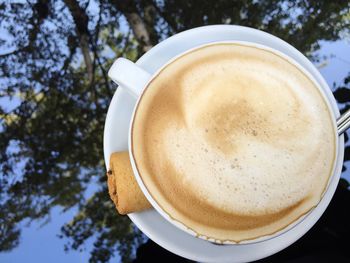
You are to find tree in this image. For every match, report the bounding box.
[0,0,349,262]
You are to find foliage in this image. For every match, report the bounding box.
[0,0,349,261]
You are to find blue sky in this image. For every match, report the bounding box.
[0,38,349,263]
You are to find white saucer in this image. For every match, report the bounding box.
[103,25,344,262]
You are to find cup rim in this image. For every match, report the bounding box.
[128,40,340,245]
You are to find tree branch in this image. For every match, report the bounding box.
[141,0,159,43]
[63,0,94,83]
[90,4,112,98]
[94,51,112,98]
[0,48,24,58]
[0,0,49,59]
[148,0,177,33]
[111,0,154,53]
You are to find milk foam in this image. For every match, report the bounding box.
[132,43,336,242]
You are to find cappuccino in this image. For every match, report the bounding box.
[131,43,336,242]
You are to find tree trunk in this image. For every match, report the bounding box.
[142,1,159,44]
[112,0,154,53]
[63,0,94,83]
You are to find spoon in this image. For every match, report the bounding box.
[337,108,350,135]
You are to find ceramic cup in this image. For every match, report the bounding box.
[107,31,346,246]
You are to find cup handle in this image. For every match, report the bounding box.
[108,58,152,98]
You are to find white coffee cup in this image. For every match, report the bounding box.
[107,31,347,246]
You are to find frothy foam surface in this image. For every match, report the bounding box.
[132,43,336,242]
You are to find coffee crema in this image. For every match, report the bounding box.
[132,43,336,242]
